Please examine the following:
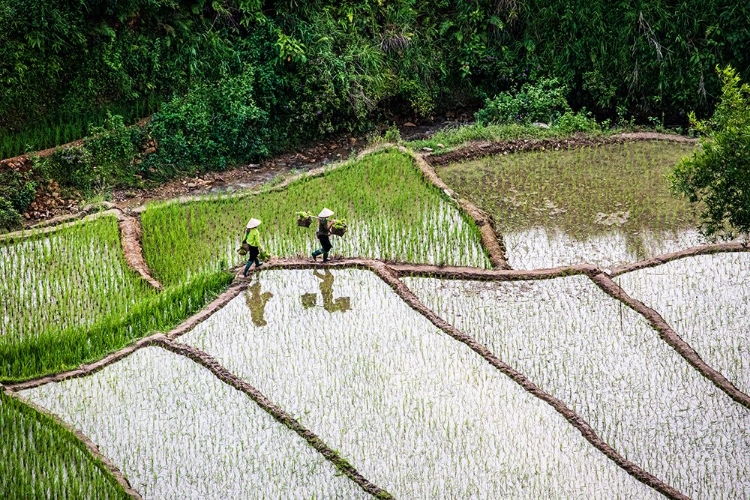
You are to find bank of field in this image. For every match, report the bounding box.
[0,391,129,500]
[406,275,750,499]
[141,149,490,287]
[0,215,232,382]
[437,141,700,269]
[178,269,659,498]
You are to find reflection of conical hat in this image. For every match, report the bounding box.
[318,208,334,218]
[246,218,261,229]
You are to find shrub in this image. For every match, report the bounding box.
[36,145,95,192]
[146,67,269,175]
[671,66,750,240]
[475,78,570,125]
[85,113,139,186]
[0,170,36,214]
[552,110,600,133]
[0,197,23,232]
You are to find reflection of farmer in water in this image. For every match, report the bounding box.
[245,280,274,326]
[301,269,350,313]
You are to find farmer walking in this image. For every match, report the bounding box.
[311,207,334,262]
[243,218,264,277]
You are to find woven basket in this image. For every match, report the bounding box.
[331,225,347,236]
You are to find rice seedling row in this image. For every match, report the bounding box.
[0,215,159,345]
[0,268,233,383]
[20,346,373,500]
[0,209,238,382]
[437,141,702,269]
[405,275,750,499]
[178,269,663,498]
[616,252,750,394]
[140,149,491,287]
[0,390,131,500]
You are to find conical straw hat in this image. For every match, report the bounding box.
[318,208,334,218]
[246,218,261,229]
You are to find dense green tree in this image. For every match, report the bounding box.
[1,0,749,160]
[671,66,750,240]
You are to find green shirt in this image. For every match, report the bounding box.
[245,228,260,247]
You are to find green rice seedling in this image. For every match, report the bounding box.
[0,391,130,499]
[0,270,232,382]
[438,141,700,268]
[0,214,233,381]
[177,269,661,498]
[22,347,371,499]
[406,275,750,499]
[0,216,159,345]
[141,149,490,286]
[617,252,750,393]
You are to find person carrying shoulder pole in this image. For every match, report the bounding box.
[243,218,264,277]
[311,207,334,262]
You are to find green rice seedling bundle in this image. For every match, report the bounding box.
[0,391,130,499]
[22,347,371,499]
[406,275,750,499]
[179,269,660,498]
[617,252,750,393]
[141,150,490,286]
[438,141,701,268]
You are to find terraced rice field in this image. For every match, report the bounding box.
[2,142,748,499]
[437,141,701,269]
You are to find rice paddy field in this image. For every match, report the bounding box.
[437,141,702,269]
[2,140,748,499]
[141,149,490,286]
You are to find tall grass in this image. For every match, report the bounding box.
[141,149,491,286]
[0,391,130,499]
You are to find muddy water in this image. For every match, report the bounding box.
[438,141,702,269]
[180,269,661,499]
[406,275,750,499]
[21,347,370,500]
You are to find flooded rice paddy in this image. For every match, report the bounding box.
[438,141,702,269]
[616,252,750,394]
[21,346,370,500]
[406,274,750,499]
[5,141,748,499]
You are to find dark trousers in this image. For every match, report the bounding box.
[312,235,332,261]
[243,246,261,275]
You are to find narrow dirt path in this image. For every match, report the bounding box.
[115,211,163,290]
[2,388,143,499]
[611,241,749,276]
[157,339,394,500]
